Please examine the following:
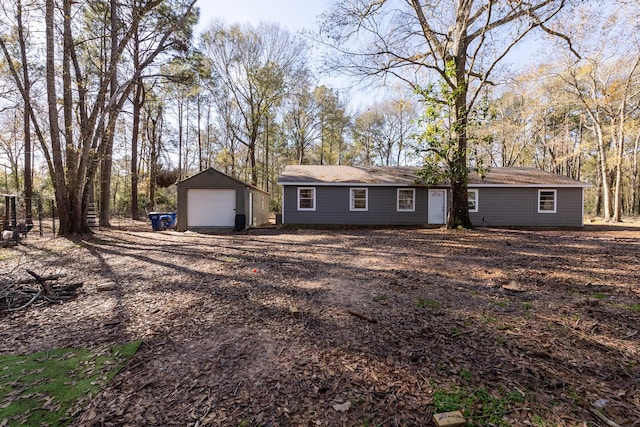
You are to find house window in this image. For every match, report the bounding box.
[538,189,556,213]
[468,189,479,212]
[350,188,368,211]
[397,188,415,212]
[297,187,316,210]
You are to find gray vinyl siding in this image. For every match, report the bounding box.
[468,187,584,227]
[283,185,584,227]
[283,186,428,225]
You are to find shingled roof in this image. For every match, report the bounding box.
[277,165,590,187]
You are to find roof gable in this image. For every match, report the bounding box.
[277,165,590,188]
[177,168,269,194]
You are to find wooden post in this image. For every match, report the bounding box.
[50,199,56,235]
[3,195,9,231]
[10,196,18,243]
[37,198,43,237]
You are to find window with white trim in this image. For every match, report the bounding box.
[350,188,368,211]
[297,187,316,210]
[468,189,479,212]
[397,188,415,212]
[538,189,556,213]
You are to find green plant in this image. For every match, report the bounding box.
[0,342,141,426]
[431,386,526,427]
[530,414,549,426]
[593,292,607,300]
[627,304,640,313]
[481,315,498,323]
[495,300,509,308]
[459,369,472,381]
[522,302,533,309]
[416,297,440,309]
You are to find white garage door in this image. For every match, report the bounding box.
[187,189,236,227]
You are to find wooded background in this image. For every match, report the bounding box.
[0,0,637,234]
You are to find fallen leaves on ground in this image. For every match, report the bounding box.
[0,223,638,426]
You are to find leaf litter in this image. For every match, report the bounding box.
[0,223,638,426]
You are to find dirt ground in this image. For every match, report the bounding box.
[0,221,639,426]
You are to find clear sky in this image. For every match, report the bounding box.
[196,0,332,32]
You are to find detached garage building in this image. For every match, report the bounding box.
[176,168,270,232]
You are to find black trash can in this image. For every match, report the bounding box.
[235,214,246,231]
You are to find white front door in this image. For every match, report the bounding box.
[428,189,447,224]
[249,192,254,227]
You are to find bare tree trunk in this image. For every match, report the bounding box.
[593,121,612,221]
[448,29,472,229]
[633,130,640,215]
[130,83,142,220]
[16,0,32,224]
[612,114,624,222]
[197,94,203,171]
[147,103,163,212]
[594,170,602,217]
[265,114,269,192]
[130,79,144,220]
[177,97,183,180]
[45,0,71,234]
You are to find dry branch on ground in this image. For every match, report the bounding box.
[0,271,81,312]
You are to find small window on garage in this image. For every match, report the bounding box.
[350,188,368,211]
[298,187,316,210]
[468,189,479,212]
[397,188,415,211]
[538,189,556,213]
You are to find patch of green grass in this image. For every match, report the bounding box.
[481,315,498,323]
[593,292,607,300]
[530,414,549,426]
[416,297,440,309]
[522,302,533,309]
[494,301,509,308]
[0,341,141,426]
[432,385,525,427]
[627,304,640,313]
[458,369,472,382]
[0,251,13,262]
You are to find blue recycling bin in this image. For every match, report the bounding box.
[148,212,177,231]
[161,212,177,229]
